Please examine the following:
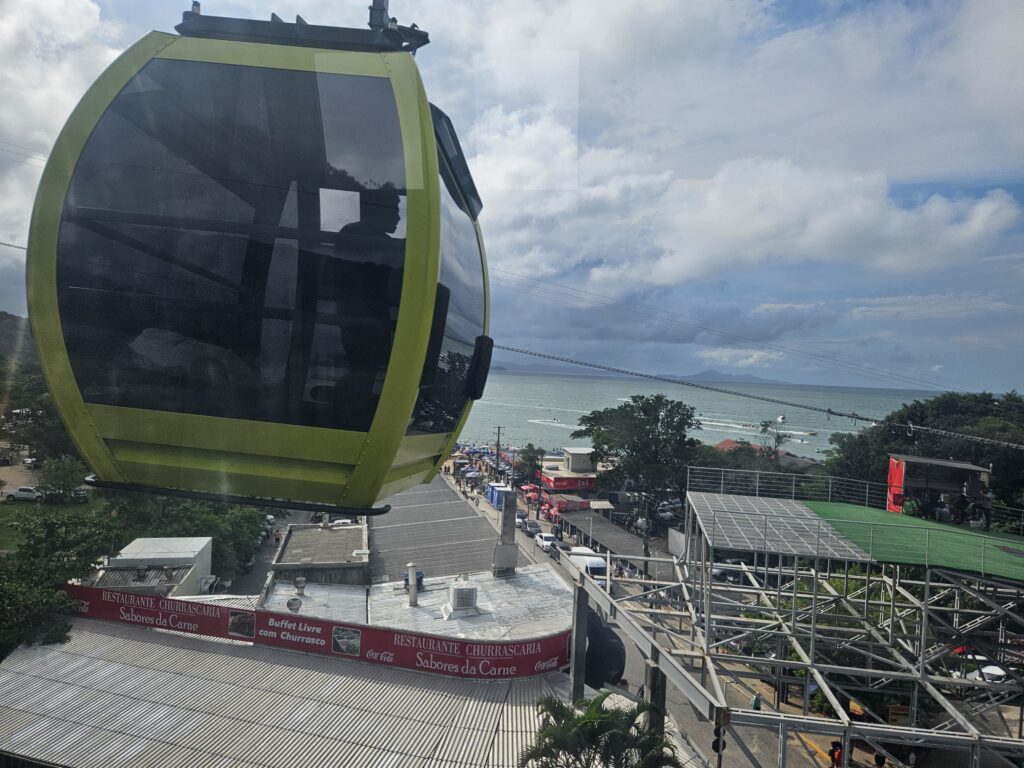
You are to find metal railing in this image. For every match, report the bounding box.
[686,466,888,509]
[685,466,1024,577]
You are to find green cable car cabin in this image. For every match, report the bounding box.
[27,4,491,513]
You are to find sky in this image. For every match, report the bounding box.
[0,0,1022,393]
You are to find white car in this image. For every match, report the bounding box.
[966,665,1010,684]
[7,486,44,502]
[535,532,557,551]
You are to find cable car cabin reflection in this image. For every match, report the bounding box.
[29,11,491,511]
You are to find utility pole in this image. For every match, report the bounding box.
[494,425,502,482]
[491,424,518,576]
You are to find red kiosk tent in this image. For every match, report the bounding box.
[886,454,991,512]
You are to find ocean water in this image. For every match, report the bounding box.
[460,372,933,459]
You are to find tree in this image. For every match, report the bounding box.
[0,559,76,661]
[572,394,702,512]
[0,504,122,662]
[758,420,790,467]
[825,391,1024,506]
[518,692,684,768]
[12,505,122,586]
[38,456,89,499]
[102,493,275,579]
[515,442,545,484]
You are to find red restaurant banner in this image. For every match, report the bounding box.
[64,585,569,679]
[64,584,255,639]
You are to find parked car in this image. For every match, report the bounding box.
[549,541,572,561]
[23,457,40,470]
[7,486,44,502]
[535,532,557,551]
[514,510,528,529]
[0,455,13,466]
[39,486,64,503]
[523,520,542,537]
[966,665,1010,684]
[70,489,88,504]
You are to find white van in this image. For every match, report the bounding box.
[567,547,608,587]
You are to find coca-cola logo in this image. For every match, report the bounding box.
[366,649,395,663]
[534,656,560,671]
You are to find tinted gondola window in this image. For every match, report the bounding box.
[407,151,486,435]
[56,59,405,432]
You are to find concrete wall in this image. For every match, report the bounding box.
[271,562,370,585]
[668,527,685,557]
[564,451,595,473]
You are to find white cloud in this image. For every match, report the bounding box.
[848,293,1019,320]
[697,347,786,368]
[0,0,120,258]
[586,158,1020,286]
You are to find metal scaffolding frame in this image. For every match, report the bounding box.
[567,492,1024,768]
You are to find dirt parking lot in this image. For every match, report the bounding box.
[0,457,39,498]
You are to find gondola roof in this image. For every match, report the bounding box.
[176,5,429,53]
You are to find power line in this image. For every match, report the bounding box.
[0,241,27,251]
[0,139,48,158]
[490,267,951,392]
[494,343,1024,452]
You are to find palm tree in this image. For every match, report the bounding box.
[518,692,685,768]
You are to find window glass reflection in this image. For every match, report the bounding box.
[407,150,486,435]
[56,59,406,432]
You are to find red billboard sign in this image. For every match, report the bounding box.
[64,584,256,640]
[255,610,568,678]
[64,585,568,679]
[540,474,596,491]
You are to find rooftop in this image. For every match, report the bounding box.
[685,492,1024,582]
[263,563,573,641]
[111,536,210,564]
[0,619,568,768]
[808,500,1024,582]
[91,566,192,592]
[890,454,991,473]
[368,564,572,641]
[280,524,367,565]
[687,492,870,562]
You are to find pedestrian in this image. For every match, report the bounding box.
[829,742,842,768]
[980,485,995,531]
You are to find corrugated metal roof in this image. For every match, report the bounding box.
[890,453,991,473]
[0,620,564,768]
[93,566,191,589]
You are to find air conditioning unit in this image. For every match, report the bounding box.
[441,578,479,620]
[451,584,477,609]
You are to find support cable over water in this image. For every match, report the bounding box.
[495,344,1024,452]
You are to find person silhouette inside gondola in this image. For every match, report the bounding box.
[340,184,402,243]
[313,184,405,430]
